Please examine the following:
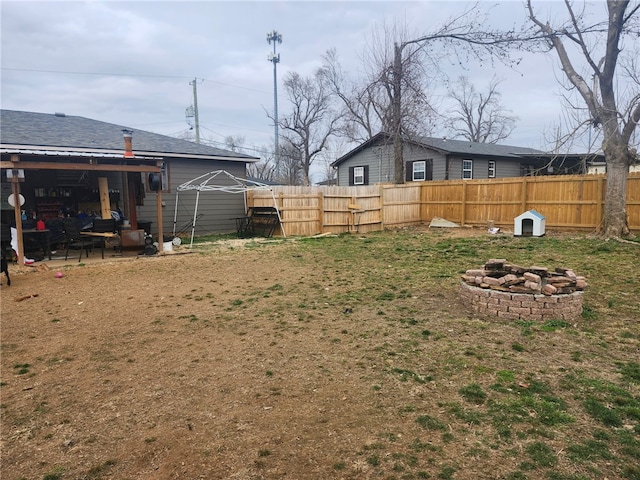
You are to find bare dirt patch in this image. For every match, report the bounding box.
[2,229,639,479]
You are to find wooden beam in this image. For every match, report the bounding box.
[98,177,111,219]
[0,161,160,173]
[156,190,164,253]
[11,177,24,266]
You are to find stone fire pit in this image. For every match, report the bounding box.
[460,259,587,322]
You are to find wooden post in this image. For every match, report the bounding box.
[246,190,253,210]
[156,190,164,252]
[380,185,385,230]
[521,177,528,213]
[461,181,467,226]
[11,175,24,266]
[126,173,139,230]
[98,177,111,219]
[317,191,324,234]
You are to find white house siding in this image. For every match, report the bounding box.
[136,158,247,236]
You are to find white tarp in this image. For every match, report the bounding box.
[173,170,284,247]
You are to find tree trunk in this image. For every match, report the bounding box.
[393,43,405,184]
[602,139,631,237]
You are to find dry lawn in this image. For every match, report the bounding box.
[1,228,639,480]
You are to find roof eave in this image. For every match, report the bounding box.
[0,144,259,163]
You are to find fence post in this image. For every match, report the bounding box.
[380,185,385,229]
[521,177,528,213]
[461,181,467,226]
[317,191,324,234]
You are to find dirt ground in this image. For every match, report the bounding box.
[1,229,637,479]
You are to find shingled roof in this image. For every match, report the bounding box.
[331,132,544,167]
[411,135,543,157]
[0,110,258,161]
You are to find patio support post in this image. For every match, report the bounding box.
[98,177,111,219]
[11,169,24,266]
[156,189,164,252]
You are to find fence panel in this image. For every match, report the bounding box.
[382,184,422,227]
[626,173,640,229]
[247,174,640,236]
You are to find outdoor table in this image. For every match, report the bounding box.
[81,231,119,258]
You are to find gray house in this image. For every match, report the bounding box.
[1,110,259,237]
[331,132,596,185]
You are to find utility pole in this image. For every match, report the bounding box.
[267,30,282,162]
[190,78,200,143]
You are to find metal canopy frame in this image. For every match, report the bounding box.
[173,170,285,247]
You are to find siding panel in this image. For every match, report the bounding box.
[136,159,247,237]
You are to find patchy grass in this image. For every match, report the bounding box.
[2,228,639,479]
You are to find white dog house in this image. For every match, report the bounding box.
[514,210,546,237]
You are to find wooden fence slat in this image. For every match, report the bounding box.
[246,174,639,235]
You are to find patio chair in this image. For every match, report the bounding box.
[62,218,94,262]
[92,218,118,258]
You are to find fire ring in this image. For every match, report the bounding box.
[459,259,587,322]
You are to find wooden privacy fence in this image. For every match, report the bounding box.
[247,173,640,236]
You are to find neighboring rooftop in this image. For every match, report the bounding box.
[332,132,545,167]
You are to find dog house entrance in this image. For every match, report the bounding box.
[521,218,534,236]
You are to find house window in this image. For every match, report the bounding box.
[354,166,365,185]
[349,166,368,185]
[406,159,433,182]
[488,160,496,178]
[463,159,473,179]
[413,161,426,181]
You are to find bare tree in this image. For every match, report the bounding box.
[246,145,278,183]
[383,4,530,183]
[526,0,640,237]
[319,49,380,144]
[275,143,304,186]
[275,70,341,186]
[224,135,246,153]
[320,23,439,147]
[446,76,517,143]
[314,138,347,185]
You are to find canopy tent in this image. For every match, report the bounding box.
[173,170,285,247]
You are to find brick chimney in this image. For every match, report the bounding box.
[122,129,135,158]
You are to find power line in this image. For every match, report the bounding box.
[1,67,192,80]
[2,67,270,94]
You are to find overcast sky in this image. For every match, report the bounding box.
[0,1,620,181]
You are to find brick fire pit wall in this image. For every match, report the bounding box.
[459,281,584,321]
[459,259,587,322]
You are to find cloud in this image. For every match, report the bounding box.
[1,0,628,165]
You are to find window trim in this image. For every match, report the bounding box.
[353,166,365,185]
[412,160,426,181]
[462,159,473,180]
[488,160,496,178]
